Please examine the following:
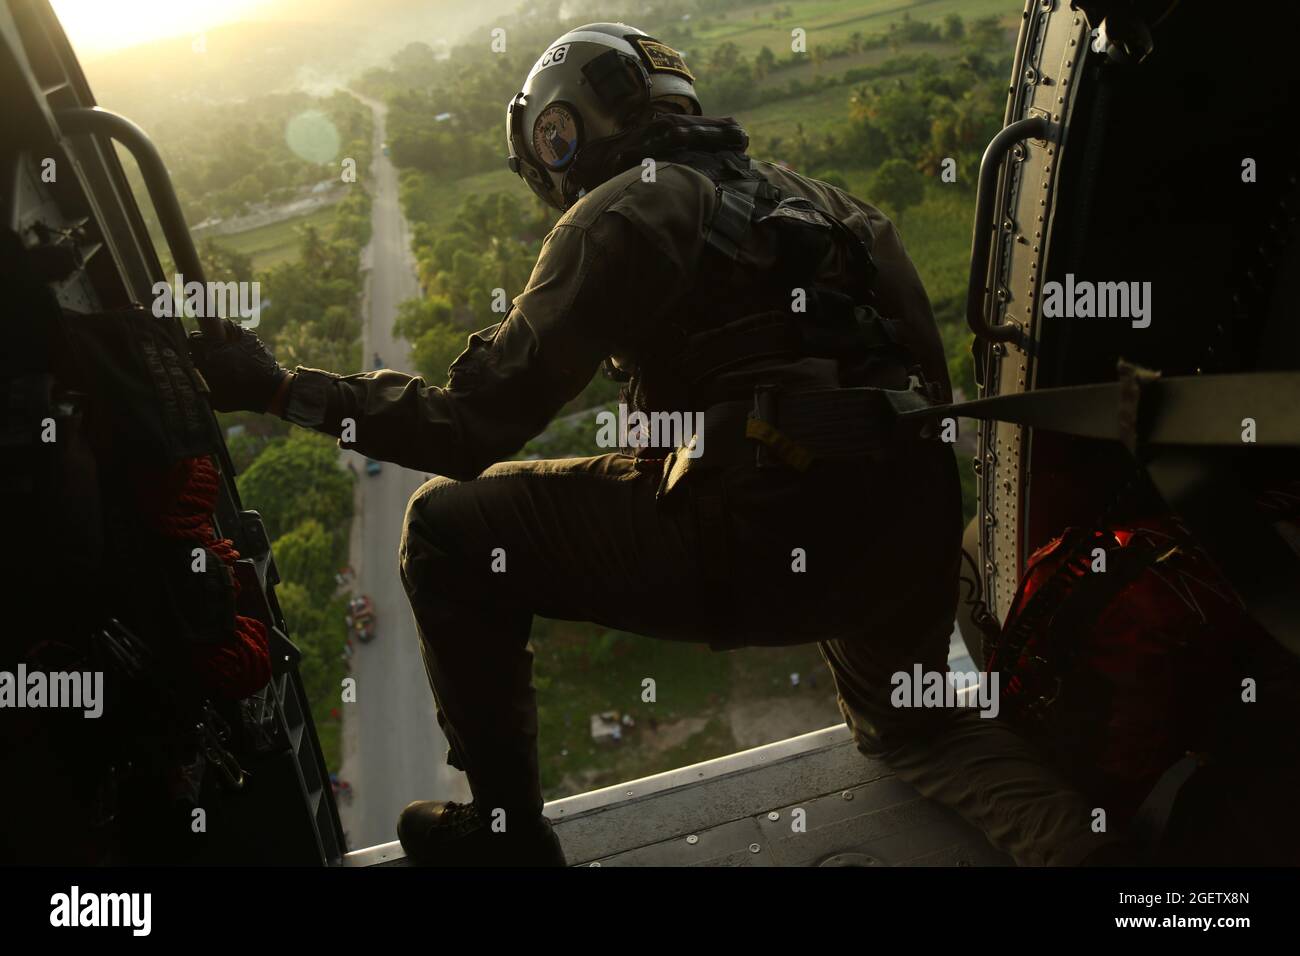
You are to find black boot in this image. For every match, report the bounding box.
[396,800,567,867]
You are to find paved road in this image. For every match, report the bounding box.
[336,93,470,851]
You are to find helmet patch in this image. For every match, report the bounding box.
[533,103,581,170]
[631,37,694,81]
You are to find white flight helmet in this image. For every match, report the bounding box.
[506,23,701,211]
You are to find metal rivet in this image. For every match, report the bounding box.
[590,861,601,867]
[686,834,699,845]
[768,811,780,821]
[842,790,854,801]
[750,843,762,854]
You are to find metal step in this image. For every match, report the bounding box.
[344,721,1010,868]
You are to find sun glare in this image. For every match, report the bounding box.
[49,0,271,57]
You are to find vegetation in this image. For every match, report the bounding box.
[355,1,1013,788]
[379,4,1013,473]
[147,0,1019,782]
[188,125,376,769]
[123,91,373,236]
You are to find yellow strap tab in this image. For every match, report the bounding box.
[746,417,814,471]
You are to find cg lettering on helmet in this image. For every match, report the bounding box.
[537,43,569,70]
[532,103,580,170]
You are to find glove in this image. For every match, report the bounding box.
[188,320,288,413]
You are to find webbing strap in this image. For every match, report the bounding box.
[677,315,800,384]
[704,188,754,260]
[910,365,1300,658]
[744,418,814,471]
[900,368,1300,447]
[677,307,908,387]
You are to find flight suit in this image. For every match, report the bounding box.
[294,156,1110,866]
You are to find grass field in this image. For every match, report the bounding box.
[682,0,1021,61]
[733,83,856,151]
[532,618,842,800]
[401,166,536,237]
[755,38,956,88]
[205,203,341,272]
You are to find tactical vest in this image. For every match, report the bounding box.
[616,148,935,467]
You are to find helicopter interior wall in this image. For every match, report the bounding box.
[1020,1,1300,557]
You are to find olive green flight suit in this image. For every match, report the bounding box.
[297,158,1114,866]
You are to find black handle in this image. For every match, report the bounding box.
[57,106,226,340]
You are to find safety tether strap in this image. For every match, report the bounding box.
[897,366,1300,448]
[898,363,1300,657]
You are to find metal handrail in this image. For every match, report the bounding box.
[56,106,223,339]
[965,116,1052,347]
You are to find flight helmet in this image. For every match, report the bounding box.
[506,23,701,210]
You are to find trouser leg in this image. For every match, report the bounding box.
[398,442,1118,864]
[815,442,1116,866]
[399,488,540,816]
[398,454,709,818]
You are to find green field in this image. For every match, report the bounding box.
[754,38,957,88]
[206,203,341,272]
[400,166,536,236]
[532,618,842,799]
[682,0,1021,61]
[733,83,856,151]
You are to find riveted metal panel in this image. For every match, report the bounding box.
[978,0,1090,622]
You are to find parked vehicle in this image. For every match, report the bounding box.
[346,595,377,643]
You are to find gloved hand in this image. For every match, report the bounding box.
[188,320,288,413]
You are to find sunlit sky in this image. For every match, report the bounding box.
[50,0,272,56]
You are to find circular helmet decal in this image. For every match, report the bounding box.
[532,103,580,170]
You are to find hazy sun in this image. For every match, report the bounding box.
[50,0,271,57]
